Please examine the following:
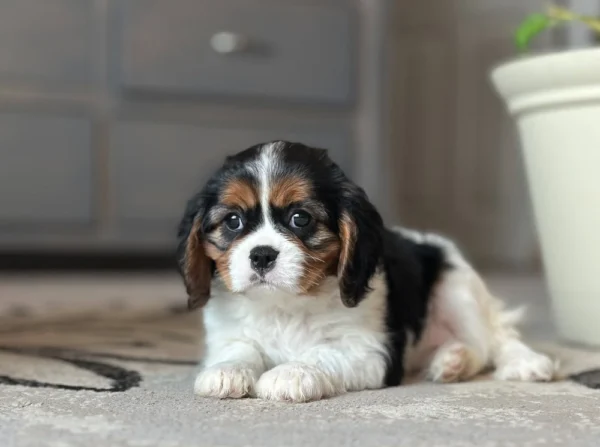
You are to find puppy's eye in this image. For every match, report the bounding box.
[290,211,311,229]
[224,213,244,231]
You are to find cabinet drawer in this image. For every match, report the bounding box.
[0,114,92,223]
[119,0,355,103]
[111,121,349,231]
[0,0,92,83]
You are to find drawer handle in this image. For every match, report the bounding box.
[210,32,249,54]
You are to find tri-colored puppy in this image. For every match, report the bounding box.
[177,140,555,402]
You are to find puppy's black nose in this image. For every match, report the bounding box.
[249,246,279,274]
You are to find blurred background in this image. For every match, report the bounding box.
[0,0,596,274]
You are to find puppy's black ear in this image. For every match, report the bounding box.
[337,182,384,307]
[176,194,214,310]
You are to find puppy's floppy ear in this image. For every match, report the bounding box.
[176,194,214,310]
[337,182,384,307]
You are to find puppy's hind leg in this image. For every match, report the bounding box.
[425,266,493,383]
[404,231,556,383]
[430,265,556,383]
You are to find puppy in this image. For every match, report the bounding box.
[176,140,555,402]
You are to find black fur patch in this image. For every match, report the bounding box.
[381,229,448,386]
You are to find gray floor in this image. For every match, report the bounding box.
[1,274,599,447]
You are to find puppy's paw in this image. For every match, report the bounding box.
[194,363,259,399]
[494,351,556,382]
[256,362,339,403]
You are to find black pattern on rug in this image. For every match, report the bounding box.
[0,307,200,393]
[570,369,600,389]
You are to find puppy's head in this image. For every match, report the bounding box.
[177,141,383,309]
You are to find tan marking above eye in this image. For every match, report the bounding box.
[220,179,259,209]
[270,176,312,208]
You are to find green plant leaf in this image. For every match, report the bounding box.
[515,13,552,52]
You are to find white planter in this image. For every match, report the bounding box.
[491,47,600,346]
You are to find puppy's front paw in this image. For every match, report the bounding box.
[256,362,339,403]
[194,363,259,399]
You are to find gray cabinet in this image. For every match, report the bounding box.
[0,113,92,224]
[121,0,355,103]
[120,0,355,103]
[0,0,389,253]
[0,0,93,84]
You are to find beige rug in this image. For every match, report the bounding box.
[1,273,600,447]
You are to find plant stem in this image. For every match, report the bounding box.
[548,5,600,33]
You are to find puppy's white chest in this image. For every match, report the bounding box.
[203,283,387,368]
[206,303,338,365]
[243,307,325,365]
